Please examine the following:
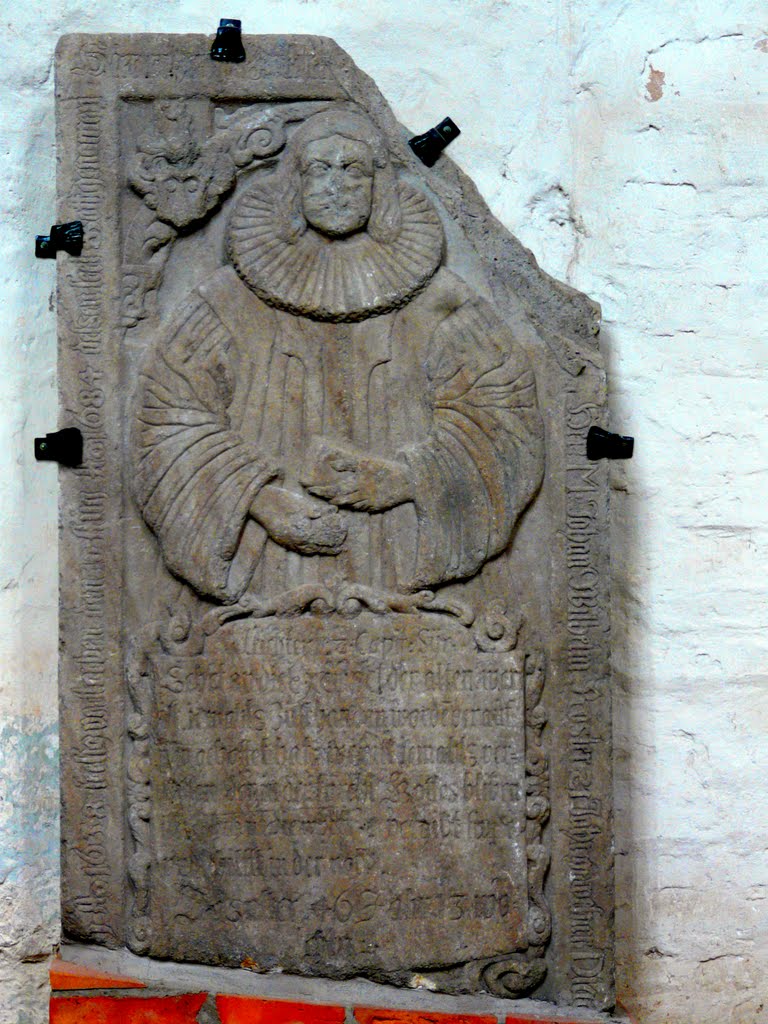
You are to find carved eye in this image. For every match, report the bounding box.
[345,164,366,179]
[305,161,328,178]
[165,178,178,193]
[185,177,199,194]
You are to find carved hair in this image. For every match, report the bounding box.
[274,108,402,244]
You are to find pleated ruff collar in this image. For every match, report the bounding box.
[226,181,444,323]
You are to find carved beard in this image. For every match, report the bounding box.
[226,178,445,323]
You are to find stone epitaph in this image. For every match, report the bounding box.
[56,35,613,1011]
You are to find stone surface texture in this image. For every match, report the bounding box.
[55,33,609,1009]
[1,4,766,1024]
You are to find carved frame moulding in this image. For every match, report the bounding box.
[56,34,613,1012]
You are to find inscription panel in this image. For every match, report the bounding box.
[146,616,529,973]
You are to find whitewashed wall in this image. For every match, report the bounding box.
[2,3,766,1022]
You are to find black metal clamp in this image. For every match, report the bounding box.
[408,117,461,167]
[35,221,84,259]
[587,426,634,461]
[34,428,83,467]
[211,19,246,63]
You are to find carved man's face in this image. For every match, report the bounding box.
[300,135,374,238]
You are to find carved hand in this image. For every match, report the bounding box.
[251,484,347,555]
[301,437,414,513]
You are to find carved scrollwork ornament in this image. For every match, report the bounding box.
[412,951,547,999]
[524,647,552,950]
[481,954,548,997]
[473,599,523,652]
[125,638,155,955]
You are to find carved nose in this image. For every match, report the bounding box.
[326,168,351,196]
[327,174,343,197]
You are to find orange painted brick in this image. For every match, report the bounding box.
[505,1016,604,1024]
[50,993,207,1023]
[50,959,146,991]
[354,1009,496,1024]
[216,996,345,1024]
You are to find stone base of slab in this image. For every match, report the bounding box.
[54,944,627,1024]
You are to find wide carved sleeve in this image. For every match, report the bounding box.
[401,299,545,590]
[131,295,278,603]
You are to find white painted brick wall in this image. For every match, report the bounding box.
[1,3,766,1022]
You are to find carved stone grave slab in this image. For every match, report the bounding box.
[56,34,613,1012]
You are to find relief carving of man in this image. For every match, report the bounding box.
[132,107,545,606]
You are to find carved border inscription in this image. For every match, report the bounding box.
[58,93,124,944]
[562,392,613,1007]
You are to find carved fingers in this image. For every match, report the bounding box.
[301,437,413,512]
[250,484,347,555]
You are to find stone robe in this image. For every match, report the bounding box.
[132,264,544,605]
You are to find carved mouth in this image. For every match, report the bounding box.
[315,202,353,214]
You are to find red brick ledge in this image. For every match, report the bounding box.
[216,996,345,1024]
[51,970,619,1024]
[50,993,208,1023]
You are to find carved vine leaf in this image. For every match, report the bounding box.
[125,634,155,954]
[525,648,551,949]
[122,205,176,327]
